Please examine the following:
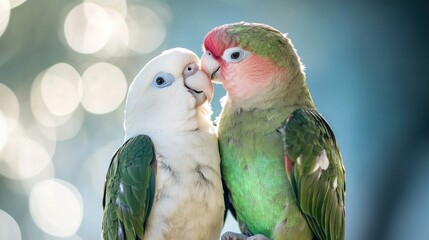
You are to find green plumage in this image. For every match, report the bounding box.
[278,109,345,240]
[102,135,156,240]
[217,23,345,240]
[227,23,293,68]
[219,104,297,237]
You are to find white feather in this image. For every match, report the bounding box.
[297,155,302,165]
[333,177,338,190]
[124,48,215,140]
[144,131,224,240]
[311,149,330,173]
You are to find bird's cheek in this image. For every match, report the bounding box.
[221,63,234,83]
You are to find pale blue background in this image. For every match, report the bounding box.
[0,0,428,239]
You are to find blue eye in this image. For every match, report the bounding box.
[152,72,174,88]
[222,47,250,63]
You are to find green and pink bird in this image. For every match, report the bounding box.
[201,22,346,240]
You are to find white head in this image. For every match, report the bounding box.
[124,48,214,140]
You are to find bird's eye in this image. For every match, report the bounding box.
[156,77,165,85]
[152,72,174,88]
[222,47,250,63]
[231,51,240,59]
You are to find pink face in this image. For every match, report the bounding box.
[202,29,283,101]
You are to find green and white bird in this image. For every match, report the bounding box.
[102,48,225,240]
[201,22,346,240]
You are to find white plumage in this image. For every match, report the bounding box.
[144,131,224,239]
[124,48,224,240]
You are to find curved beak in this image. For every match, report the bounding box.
[201,52,221,84]
[183,63,214,106]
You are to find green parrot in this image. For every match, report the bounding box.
[201,22,346,240]
[102,48,225,239]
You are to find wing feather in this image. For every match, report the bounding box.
[278,109,345,240]
[102,135,156,240]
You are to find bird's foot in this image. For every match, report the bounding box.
[221,232,271,240]
[221,231,249,240]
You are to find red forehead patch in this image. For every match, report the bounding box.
[203,25,237,58]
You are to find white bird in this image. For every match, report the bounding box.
[102,48,225,240]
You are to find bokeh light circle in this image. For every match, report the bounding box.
[0,83,19,153]
[31,72,73,128]
[0,113,8,152]
[0,0,10,38]
[98,8,129,57]
[0,83,20,133]
[0,209,21,240]
[85,0,127,17]
[126,6,167,54]
[41,63,82,116]
[64,2,112,54]
[29,179,83,237]
[0,134,52,180]
[81,62,127,114]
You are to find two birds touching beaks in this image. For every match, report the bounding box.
[102,22,346,240]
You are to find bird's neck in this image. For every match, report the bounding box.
[195,103,216,133]
[124,103,215,141]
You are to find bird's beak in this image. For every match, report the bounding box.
[201,52,221,84]
[183,62,214,106]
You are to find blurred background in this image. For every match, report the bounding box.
[0,0,428,239]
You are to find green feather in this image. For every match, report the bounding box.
[219,102,302,238]
[102,135,156,240]
[278,109,346,240]
[226,22,303,75]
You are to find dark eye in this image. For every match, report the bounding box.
[152,72,174,88]
[222,47,250,63]
[231,51,240,59]
[155,77,165,85]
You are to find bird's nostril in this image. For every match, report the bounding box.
[183,63,198,78]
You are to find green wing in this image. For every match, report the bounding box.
[277,109,345,240]
[102,135,156,240]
